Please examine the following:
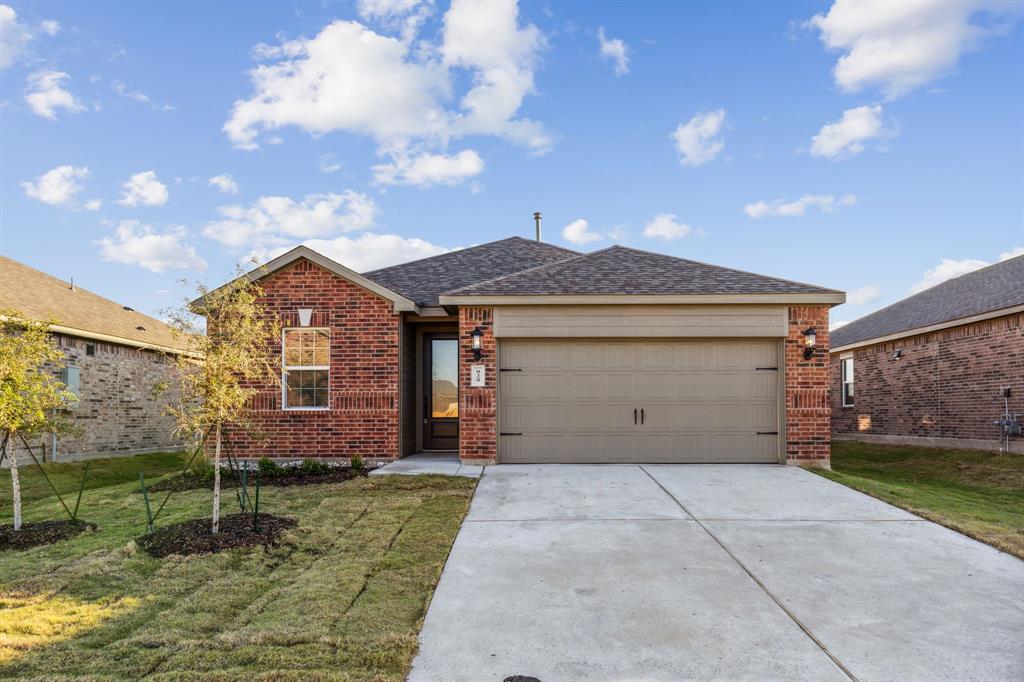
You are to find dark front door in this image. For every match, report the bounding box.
[424,334,459,450]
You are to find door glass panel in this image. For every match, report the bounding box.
[431,339,459,418]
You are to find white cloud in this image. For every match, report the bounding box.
[562,218,603,245]
[118,171,169,207]
[999,246,1024,261]
[39,19,60,36]
[208,174,239,195]
[24,70,85,119]
[358,0,433,43]
[744,193,857,218]
[267,232,450,272]
[671,109,726,166]
[643,213,692,240]
[910,246,1024,293]
[373,149,484,186]
[84,199,102,211]
[847,284,881,305]
[810,105,895,159]
[808,0,1022,99]
[20,165,89,205]
[319,153,342,174]
[203,191,377,250]
[111,80,150,104]
[0,5,31,69]
[597,26,629,76]
[96,220,206,272]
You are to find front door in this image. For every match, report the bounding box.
[424,334,459,450]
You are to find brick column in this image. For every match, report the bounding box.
[786,305,832,467]
[458,307,497,464]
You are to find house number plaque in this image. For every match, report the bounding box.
[470,364,486,387]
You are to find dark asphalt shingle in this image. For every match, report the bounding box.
[363,237,579,307]
[832,255,1024,347]
[442,245,839,297]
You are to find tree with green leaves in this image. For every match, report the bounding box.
[0,311,76,530]
[165,272,279,533]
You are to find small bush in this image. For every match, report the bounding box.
[299,458,330,475]
[257,457,285,477]
[190,459,215,481]
[350,456,364,472]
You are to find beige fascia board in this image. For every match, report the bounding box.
[439,293,846,306]
[49,324,196,357]
[830,303,1024,353]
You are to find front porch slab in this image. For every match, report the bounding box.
[370,452,482,478]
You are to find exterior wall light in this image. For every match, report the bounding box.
[470,327,484,361]
[802,327,817,360]
[891,349,903,360]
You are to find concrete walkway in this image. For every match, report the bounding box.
[409,464,1024,682]
[369,452,482,478]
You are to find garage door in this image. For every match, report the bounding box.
[498,339,781,463]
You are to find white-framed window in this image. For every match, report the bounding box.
[282,328,329,410]
[841,357,854,407]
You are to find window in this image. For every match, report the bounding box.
[841,357,854,407]
[282,328,329,409]
[62,366,81,410]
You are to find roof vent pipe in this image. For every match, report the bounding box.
[533,211,542,241]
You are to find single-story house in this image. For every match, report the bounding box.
[0,256,187,463]
[831,254,1023,454]
[205,235,844,467]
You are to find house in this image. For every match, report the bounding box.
[205,235,844,467]
[830,255,1024,454]
[0,256,188,463]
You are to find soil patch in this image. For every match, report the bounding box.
[146,467,368,493]
[0,519,96,551]
[136,513,296,558]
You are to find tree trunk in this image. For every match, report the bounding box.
[211,423,221,534]
[8,433,22,531]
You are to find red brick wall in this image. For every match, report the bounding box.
[786,306,832,464]
[458,307,497,463]
[222,258,400,461]
[831,312,1023,445]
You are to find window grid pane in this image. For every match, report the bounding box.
[286,370,328,408]
[284,329,329,368]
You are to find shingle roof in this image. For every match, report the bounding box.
[443,245,840,297]
[831,255,1024,348]
[0,256,184,352]
[363,237,580,306]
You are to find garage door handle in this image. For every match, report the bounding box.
[634,408,638,424]
[641,408,645,425]
[756,431,778,435]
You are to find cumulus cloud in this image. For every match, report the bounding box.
[118,171,169,206]
[20,165,90,205]
[847,284,881,305]
[24,70,85,119]
[744,193,856,218]
[208,174,239,194]
[96,220,206,272]
[358,0,434,43]
[909,247,1022,294]
[84,199,102,211]
[671,109,726,166]
[0,5,31,69]
[597,26,629,76]
[643,213,692,240]
[203,191,377,251]
[808,0,1022,99]
[373,149,484,186]
[810,105,895,159]
[39,19,59,36]
[267,232,451,272]
[561,218,603,245]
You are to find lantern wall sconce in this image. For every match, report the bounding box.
[470,327,484,361]
[802,327,817,360]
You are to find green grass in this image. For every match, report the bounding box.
[814,441,1024,558]
[0,455,476,680]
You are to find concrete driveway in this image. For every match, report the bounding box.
[409,464,1024,682]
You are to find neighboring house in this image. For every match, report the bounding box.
[202,236,844,467]
[0,256,187,463]
[830,255,1024,454]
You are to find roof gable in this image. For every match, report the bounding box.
[831,255,1024,348]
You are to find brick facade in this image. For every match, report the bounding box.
[831,312,1023,451]
[458,307,497,464]
[785,306,832,465]
[223,258,401,461]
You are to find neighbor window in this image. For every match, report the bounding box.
[841,357,854,407]
[282,328,329,409]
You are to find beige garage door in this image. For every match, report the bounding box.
[499,339,781,464]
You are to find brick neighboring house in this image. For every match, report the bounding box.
[201,237,844,467]
[0,256,188,463]
[830,255,1024,454]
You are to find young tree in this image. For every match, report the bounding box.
[0,311,75,530]
[165,273,279,533]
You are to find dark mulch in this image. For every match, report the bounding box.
[136,513,297,558]
[146,467,368,493]
[0,519,97,551]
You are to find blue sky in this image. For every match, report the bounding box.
[2,1,1022,328]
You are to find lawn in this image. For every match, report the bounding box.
[0,454,476,680]
[815,441,1024,559]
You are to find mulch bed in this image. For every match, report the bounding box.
[0,519,97,551]
[146,467,368,493]
[136,513,297,558]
